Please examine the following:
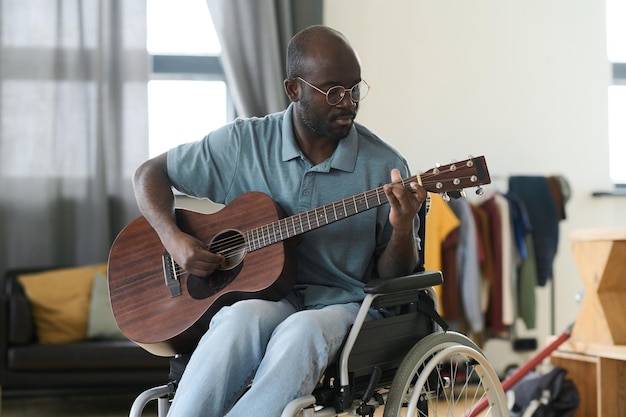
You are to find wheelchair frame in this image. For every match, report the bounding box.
[128,270,508,417]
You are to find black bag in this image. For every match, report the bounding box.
[508,366,580,417]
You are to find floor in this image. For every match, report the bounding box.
[1,395,486,417]
[1,394,156,417]
[1,394,386,417]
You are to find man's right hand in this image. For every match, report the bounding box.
[133,152,225,278]
[164,230,226,278]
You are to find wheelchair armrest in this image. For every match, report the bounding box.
[364,270,443,295]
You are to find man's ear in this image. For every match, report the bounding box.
[284,78,300,103]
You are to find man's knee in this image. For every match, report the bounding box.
[210,298,294,331]
[271,305,359,351]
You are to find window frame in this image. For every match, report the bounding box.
[150,54,236,121]
[609,63,626,190]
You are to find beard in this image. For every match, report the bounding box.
[298,99,355,141]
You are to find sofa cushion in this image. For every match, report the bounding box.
[17,264,107,344]
[6,339,168,371]
[87,271,125,340]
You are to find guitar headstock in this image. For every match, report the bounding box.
[420,155,491,199]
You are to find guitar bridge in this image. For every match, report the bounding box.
[162,251,182,297]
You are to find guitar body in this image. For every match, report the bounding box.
[108,192,297,356]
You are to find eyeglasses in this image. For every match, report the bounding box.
[296,77,370,106]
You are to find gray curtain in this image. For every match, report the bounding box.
[206,0,323,118]
[0,0,149,276]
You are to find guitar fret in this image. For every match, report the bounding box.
[256,227,263,248]
[249,229,256,250]
[246,230,252,250]
[275,221,282,242]
[265,224,271,246]
[372,192,380,206]
[252,229,258,250]
[296,214,303,234]
[245,231,252,251]
[282,218,288,238]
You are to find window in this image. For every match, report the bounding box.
[147,0,234,158]
[606,0,626,185]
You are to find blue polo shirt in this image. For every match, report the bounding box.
[168,104,418,308]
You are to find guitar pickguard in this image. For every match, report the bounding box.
[187,262,244,300]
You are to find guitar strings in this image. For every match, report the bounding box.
[201,170,479,255]
[174,163,481,274]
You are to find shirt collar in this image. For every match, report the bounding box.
[282,103,358,173]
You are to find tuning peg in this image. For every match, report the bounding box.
[475,186,484,195]
[441,192,450,202]
[459,190,467,199]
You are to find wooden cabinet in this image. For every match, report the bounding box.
[551,342,626,417]
[549,230,626,417]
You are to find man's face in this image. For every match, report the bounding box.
[297,83,359,141]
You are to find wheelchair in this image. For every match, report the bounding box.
[127,273,507,417]
[126,205,508,417]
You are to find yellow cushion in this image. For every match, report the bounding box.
[18,263,107,344]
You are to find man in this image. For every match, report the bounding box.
[133,25,426,417]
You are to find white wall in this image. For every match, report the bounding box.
[325,0,626,371]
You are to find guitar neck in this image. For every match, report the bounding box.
[245,175,419,252]
[244,155,491,252]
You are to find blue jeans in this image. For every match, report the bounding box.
[166,295,376,417]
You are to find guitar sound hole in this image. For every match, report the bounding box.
[209,229,246,270]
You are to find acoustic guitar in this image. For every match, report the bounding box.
[107,156,491,356]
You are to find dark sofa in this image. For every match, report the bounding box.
[0,267,170,398]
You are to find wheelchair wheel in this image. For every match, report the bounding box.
[383,331,508,417]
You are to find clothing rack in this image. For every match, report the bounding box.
[427,174,569,342]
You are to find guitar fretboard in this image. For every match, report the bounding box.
[245,175,419,252]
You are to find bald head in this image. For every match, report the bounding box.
[286,25,357,79]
